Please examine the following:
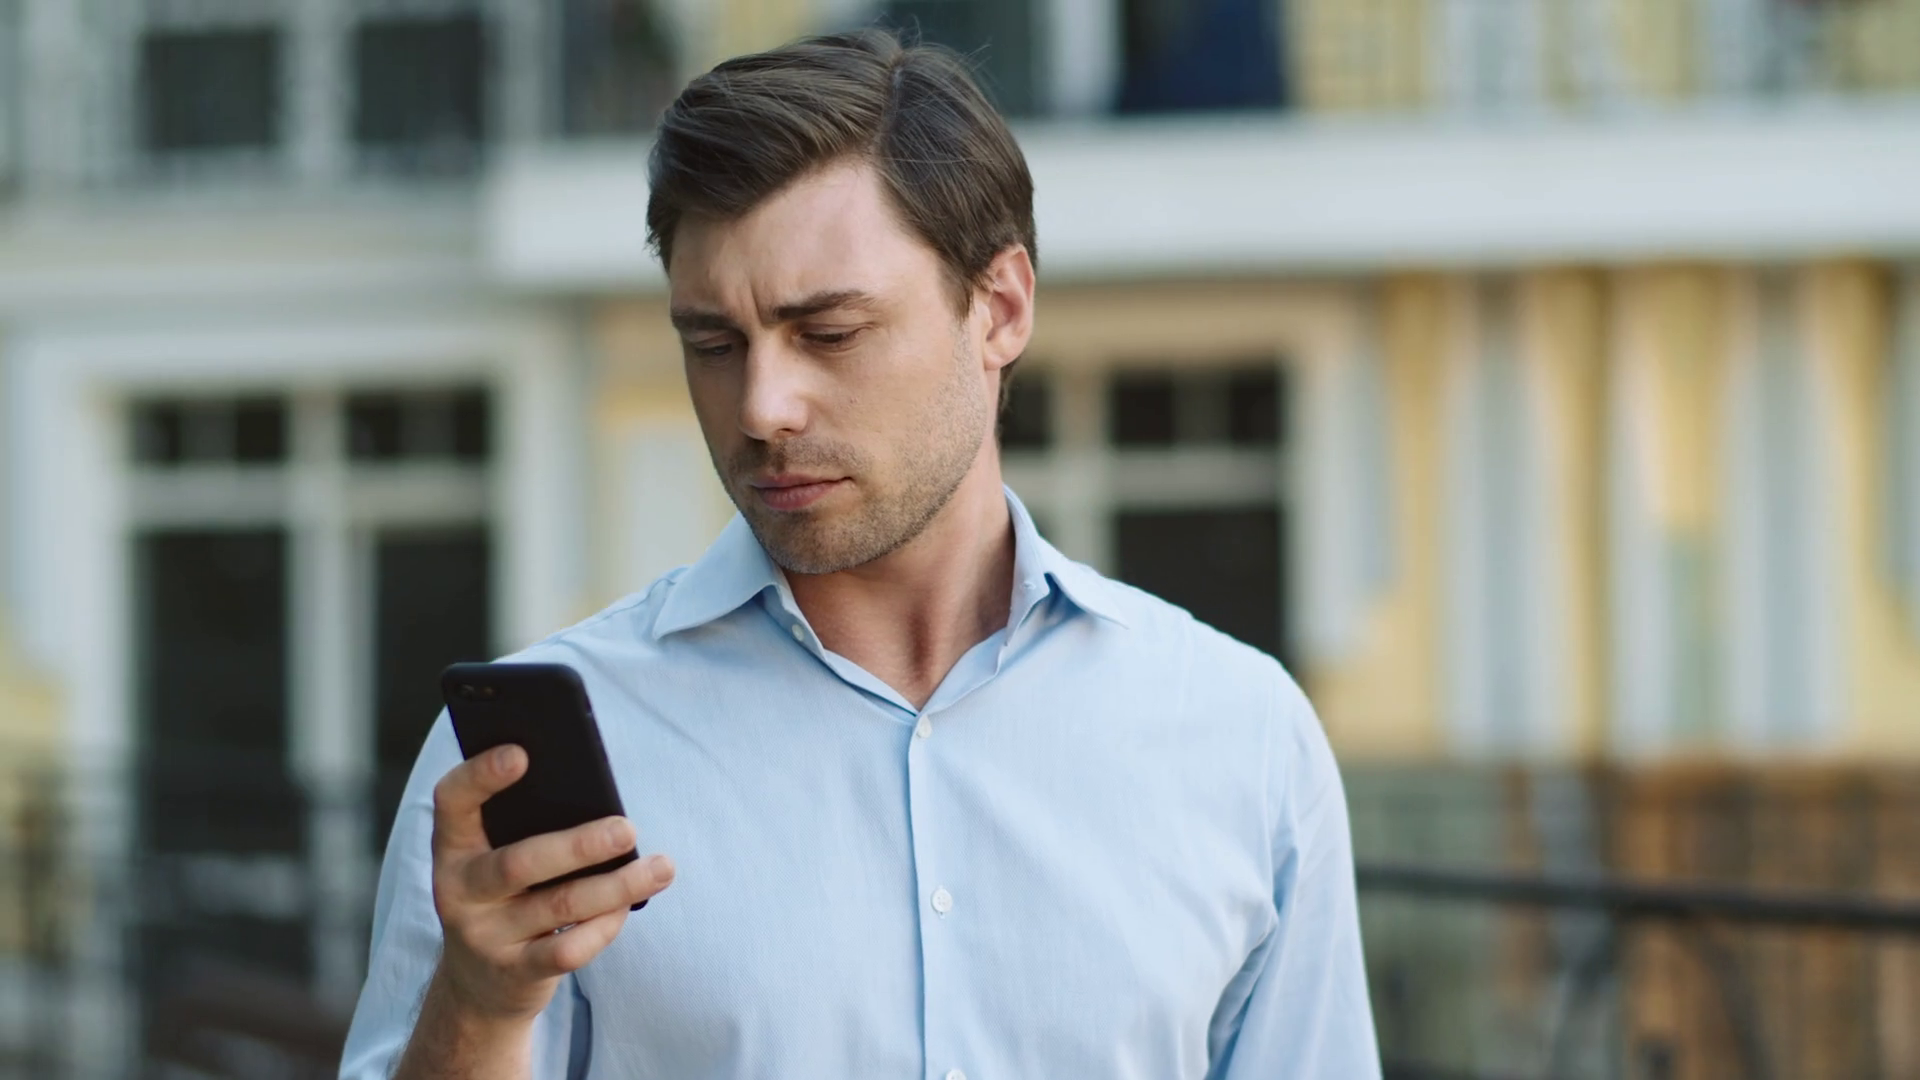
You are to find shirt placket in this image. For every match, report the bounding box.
[905,701,970,1080]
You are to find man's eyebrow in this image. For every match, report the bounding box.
[668,307,738,333]
[769,289,881,323]
[670,289,880,334]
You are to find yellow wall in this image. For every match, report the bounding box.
[1310,276,1447,760]
[586,300,736,613]
[702,0,818,72]
[0,624,60,765]
[1615,265,1731,749]
[1288,0,1429,112]
[1528,270,1611,757]
[1815,262,1920,756]
[1831,0,1920,91]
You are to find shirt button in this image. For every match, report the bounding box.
[930,887,953,915]
[789,623,805,643]
[914,717,932,739]
[946,1071,967,1080]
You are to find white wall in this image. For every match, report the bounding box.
[488,105,1920,290]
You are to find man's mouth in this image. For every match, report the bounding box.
[747,474,849,512]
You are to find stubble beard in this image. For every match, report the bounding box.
[722,332,990,577]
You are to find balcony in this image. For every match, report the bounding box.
[481,0,1920,286]
[1287,0,1920,117]
[9,0,1917,199]
[1,0,679,199]
[4,0,1917,286]
[877,0,1920,119]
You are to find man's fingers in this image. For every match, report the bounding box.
[431,746,527,855]
[502,855,675,940]
[521,907,630,978]
[465,815,637,902]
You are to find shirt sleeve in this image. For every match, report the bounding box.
[338,712,590,1080]
[1206,679,1381,1080]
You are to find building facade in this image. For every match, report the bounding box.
[0,0,1917,1075]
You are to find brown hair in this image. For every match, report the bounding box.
[645,27,1037,316]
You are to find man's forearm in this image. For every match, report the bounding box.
[392,966,537,1080]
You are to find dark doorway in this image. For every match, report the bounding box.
[134,528,307,1056]
[1118,0,1287,114]
[371,528,493,847]
[1114,506,1291,669]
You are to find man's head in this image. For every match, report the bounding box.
[647,29,1037,575]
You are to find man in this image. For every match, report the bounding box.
[342,28,1379,1080]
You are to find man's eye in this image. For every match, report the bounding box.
[804,329,862,349]
[689,341,735,360]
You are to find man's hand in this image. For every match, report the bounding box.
[395,744,674,1079]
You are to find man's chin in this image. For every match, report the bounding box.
[756,512,924,576]
[742,511,850,576]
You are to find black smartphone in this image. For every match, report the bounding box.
[439,661,645,910]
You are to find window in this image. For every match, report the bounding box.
[353,11,486,171]
[1106,366,1289,663]
[1117,507,1287,663]
[1110,372,1176,446]
[999,371,1054,450]
[880,0,1040,116]
[560,0,678,135]
[133,527,308,1052]
[1004,362,1293,666]
[345,387,489,462]
[1117,0,1286,114]
[136,529,296,854]
[122,386,494,1056]
[132,396,288,465]
[140,27,281,153]
[1108,364,1284,447]
[372,528,492,843]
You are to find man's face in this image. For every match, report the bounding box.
[668,161,1003,575]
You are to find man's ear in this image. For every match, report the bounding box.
[976,245,1035,376]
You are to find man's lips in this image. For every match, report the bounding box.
[748,475,848,511]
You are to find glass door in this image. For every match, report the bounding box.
[124,384,496,1070]
[370,526,491,845]
[133,527,307,1057]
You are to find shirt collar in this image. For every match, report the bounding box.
[652,486,1130,640]
[1002,487,1131,629]
[652,513,782,639]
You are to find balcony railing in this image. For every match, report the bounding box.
[1293,0,1920,115]
[4,756,1920,1076]
[9,0,1919,197]
[1349,763,1920,1079]
[1361,864,1920,1080]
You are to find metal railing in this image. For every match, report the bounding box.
[11,0,1920,197]
[1349,764,1920,1080]
[1295,0,1920,115]
[6,761,1920,1077]
[1360,864,1920,1080]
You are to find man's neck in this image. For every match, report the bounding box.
[785,453,1015,710]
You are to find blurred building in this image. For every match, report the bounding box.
[0,0,1917,1076]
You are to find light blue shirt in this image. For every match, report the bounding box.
[341,491,1379,1080]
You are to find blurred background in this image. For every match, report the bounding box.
[0,0,1917,1077]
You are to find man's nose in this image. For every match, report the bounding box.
[737,344,810,442]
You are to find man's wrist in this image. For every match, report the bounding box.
[428,960,548,1029]
[395,965,540,1080]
